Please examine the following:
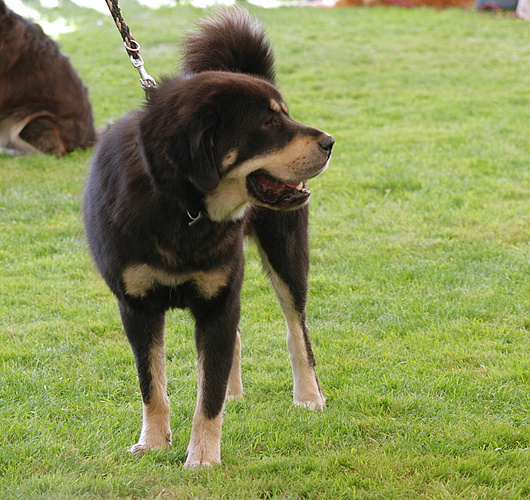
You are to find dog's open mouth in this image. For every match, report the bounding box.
[246,171,310,208]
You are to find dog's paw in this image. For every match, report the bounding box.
[184,458,220,468]
[294,393,326,411]
[130,441,171,456]
[184,450,221,468]
[226,388,244,401]
[226,372,243,401]
[130,433,171,456]
[130,443,149,456]
[185,437,221,468]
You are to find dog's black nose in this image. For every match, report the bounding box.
[319,133,335,153]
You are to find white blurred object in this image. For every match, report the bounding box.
[517,0,530,19]
[190,0,235,6]
[4,0,75,36]
[4,0,41,19]
[68,0,109,13]
[40,0,59,7]
[247,0,282,6]
[137,0,175,7]
[40,18,76,36]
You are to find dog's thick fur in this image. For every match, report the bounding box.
[83,9,333,467]
[0,1,95,155]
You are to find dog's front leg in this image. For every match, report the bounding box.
[119,301,171,455]
[250,207,325,411]
[185,286,241,467]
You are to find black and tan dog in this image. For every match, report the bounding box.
[83,8,333,467]
[0,0,95,155]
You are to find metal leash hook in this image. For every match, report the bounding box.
[124,40,157,91]
[106,0,157,95]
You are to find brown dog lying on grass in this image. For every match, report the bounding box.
[0,0,96,155]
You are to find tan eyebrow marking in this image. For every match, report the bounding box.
[270,99,289,114]
[270,99,281,112]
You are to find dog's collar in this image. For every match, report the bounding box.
[186,210,205,227]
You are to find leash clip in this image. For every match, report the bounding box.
[126,41,156,90]
[106,0,157,96]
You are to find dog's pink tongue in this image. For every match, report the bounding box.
[258,175,285,193]
[256,175,304,196]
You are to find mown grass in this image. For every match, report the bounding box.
[2,2,530,498]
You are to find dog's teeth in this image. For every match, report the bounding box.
[296,182,304,191]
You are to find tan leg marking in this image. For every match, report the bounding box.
[130,337,172,455]
[226,329,243,400]
[256,243,325,411]
[185,356,224,467]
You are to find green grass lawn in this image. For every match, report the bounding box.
[2,1,530,498]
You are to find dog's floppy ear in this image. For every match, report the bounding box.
[139,97,220,194]
[181,111,219,193]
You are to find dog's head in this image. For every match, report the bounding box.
[140,71,334,221]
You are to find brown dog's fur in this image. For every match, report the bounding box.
[0,1,95,155]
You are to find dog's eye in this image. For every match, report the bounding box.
[263,116,278,128]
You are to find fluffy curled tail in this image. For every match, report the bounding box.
[181,8,276,84]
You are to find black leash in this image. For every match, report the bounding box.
[104,0,156,93]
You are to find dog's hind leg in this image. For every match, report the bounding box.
[0,111,66,155]
[250,207,325,411]
[226,328,243,401]
[0,113,43,155]
[20,116,66,155]
[118,302,171,455]
[186,279,242,467]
